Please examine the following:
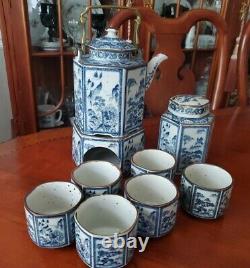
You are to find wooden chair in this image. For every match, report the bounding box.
[109,7,229,115]
[238,21,250,106]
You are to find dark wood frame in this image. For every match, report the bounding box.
[238,21,250,106]
[0,0,37,135]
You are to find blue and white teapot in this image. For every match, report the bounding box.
[73,28,167,137]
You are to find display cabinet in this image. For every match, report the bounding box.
[0,0,245,135]
[130,0,232,98]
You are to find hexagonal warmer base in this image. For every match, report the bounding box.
[72,118,145,174]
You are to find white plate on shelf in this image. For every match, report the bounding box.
[40,39,70,51]
[62,0,103,44]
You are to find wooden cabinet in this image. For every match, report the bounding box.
[0,0,245,135]
[132,0,245,100]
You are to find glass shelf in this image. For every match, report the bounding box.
[151,0,227,97]
[31,50,75,57]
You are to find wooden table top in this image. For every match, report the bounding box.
[0,107,250,268]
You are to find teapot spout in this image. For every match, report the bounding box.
[145,53,168,90]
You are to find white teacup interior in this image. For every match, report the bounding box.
[26,182,82,215]
[76,195,137,236]
[73,161,120,187]
[132,149,175,171]
[184,164,233,190]
[126,175,177,206]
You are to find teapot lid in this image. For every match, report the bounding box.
[88,28,137,52]
[168,95,210,118]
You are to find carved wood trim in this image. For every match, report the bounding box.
[109,7,229,114]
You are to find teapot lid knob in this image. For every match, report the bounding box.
[105,28,118,39]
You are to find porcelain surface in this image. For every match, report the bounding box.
[180,164,233,219]
[72,161,122,198]
[131,149,175,180]
[73,59,146,137]
[75,195,138,268]
[168,95,210,118]
[24,181,82,248]
[73,29,167,137]
[72,118,145,173]
[158,95,214,173]
[125,175,178,238]
[37,104,62,128]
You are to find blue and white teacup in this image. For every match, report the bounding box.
[75,195,138,268]
[24,181,82,248]
[131,149,176,180]
[180,164,233,219]
[71,161,122,198]
[125,174,179,238]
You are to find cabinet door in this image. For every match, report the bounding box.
[153,0,228,98]
[0,0,37,135]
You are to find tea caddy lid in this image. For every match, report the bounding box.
[168,95,210,118]
[89,28,136,51]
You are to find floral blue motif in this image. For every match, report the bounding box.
[69,212,75,242]
[192,190,219,218]
[94,237,125,267]
[73,62,84,128]
[90,50,131,61]
[123,133,145,174]
[74,55,147,137]
[180,176,193,212]
[180,175,232,219]
[178,127,209,171]
[131,164,173,180]
[169,102,208,117]
[81,54,145,67]
[75,224,92,266]
[25,209,36,242]
[135,205,158,237]
[84,67,122,136]
[89,36,136,51]
[158,120,178,155]
[160,202,178,235]
[158,110,213,173]
[217,188,232,217]
[72,127,82,166]
[84,188,109,199]
[127,224,138,262]
[125,67,146,133]
[72,119,144,173]
[36,216,66,247]
[168,95,210,118]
